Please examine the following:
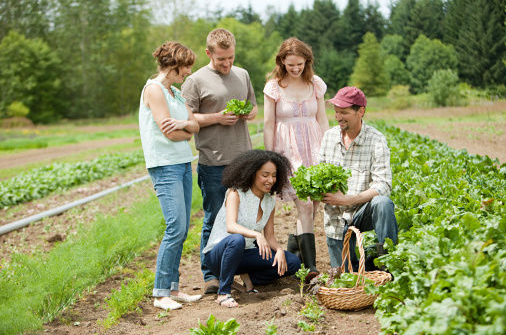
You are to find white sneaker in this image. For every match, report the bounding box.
[153,297,182,310]
[170,294,203,303]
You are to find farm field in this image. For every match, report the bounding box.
[0,103,504,334]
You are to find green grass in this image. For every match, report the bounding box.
[0,140,142,180]
[0,170,203,334]
[0,128,138,153]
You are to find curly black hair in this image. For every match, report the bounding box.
[222,150,292,195]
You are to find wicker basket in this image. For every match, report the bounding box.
[317,226,392,310]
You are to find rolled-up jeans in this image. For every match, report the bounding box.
[148,162,192,297]
[326,195,398,270]
[197,164,227,282]
[204,234,302,294]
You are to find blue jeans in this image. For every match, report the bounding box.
[327,195,398,270]
[204,234,301,294]
[197,164,227,282]
[148,163,192,296]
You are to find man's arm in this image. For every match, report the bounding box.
[322,134,392,206]
[322,188,378,207]
[193,111,239,128]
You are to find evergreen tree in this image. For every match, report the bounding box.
[297,0,340,58]
[444,0,506,86]
[349,32,388,96]
[389,0,445,55]
[406,34,458,93]
[229,4,261,24]
[335,0,365,55]
[380,34,406,59]
[276,4,301,39]
[316,48,355,94]
[363,2,386,40]
[0,0,51,40]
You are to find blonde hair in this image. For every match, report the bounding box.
[152,41,195,74]
[206,28,236,53]
[267,37,314,87]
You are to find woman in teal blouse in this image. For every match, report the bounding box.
[139,41,201,311]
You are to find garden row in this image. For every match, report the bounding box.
[371,121,506,334]
[0,150,145,208]
[0,176,202,334]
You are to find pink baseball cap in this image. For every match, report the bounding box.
[328,87,367,108]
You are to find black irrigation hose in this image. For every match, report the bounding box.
[0,133,264,236]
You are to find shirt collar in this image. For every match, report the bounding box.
[339,121,367,146]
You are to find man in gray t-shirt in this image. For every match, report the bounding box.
[181,28,257,294]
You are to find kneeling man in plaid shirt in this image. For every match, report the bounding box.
[319,86,398,270]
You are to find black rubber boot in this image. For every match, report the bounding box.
[366,243,387,271]
[298,233,319,282]
[287,234,300,259]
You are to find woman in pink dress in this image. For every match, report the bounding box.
[263,37,329,280]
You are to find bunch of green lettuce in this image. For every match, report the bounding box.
[223,99,253,116]
[290,163,351,201]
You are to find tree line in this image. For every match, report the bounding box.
[0,0,505,123]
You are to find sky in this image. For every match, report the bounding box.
[196,0,393,19]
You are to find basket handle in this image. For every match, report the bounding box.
[339,226,367,287]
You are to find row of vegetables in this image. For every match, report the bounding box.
[0,150,144,208]
[1,119,504,333]
[371,121,505,334]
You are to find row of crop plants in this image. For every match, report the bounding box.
[0,121,504,333]
[0,174,203,334]
[370,121,506,334]
[0,122,265,209]
[0,150,145,208]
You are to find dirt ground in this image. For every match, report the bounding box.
[2,103,504,334]
[42,201,380,335]
[0,136,138,170]
[368,101,506,163]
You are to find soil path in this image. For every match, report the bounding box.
[0,137,138,170]
[43,200,380,335]
[368,101,506,163]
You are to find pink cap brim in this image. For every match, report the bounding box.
[327,97,353,108]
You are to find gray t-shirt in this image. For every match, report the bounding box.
[182,65,257,166]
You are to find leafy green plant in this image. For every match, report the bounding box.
[0,150,144,207]
[299,299,324,323]
[264,319,277,335]
[327,272,374,288]
[100,269,154,329]
[0,176,203,335]
[297,320,315,332]
[189,314,240,335]
[290,163,351,201]
[370,121,506,334]
[295,264,310,297]
[223,99,253,116]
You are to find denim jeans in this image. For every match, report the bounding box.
[204,234,301,294]
[148,163,192,297]
[326,195,398,270]
[197,164,227,282]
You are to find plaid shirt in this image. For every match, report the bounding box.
[319,122,392,240]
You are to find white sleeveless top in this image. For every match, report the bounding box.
[203,188,276,253]
[138,79,193,168]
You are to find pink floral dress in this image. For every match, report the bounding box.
[263,75,327,200]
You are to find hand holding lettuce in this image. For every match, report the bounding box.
[290,163,351,201]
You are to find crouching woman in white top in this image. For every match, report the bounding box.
[202,150,302,308]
